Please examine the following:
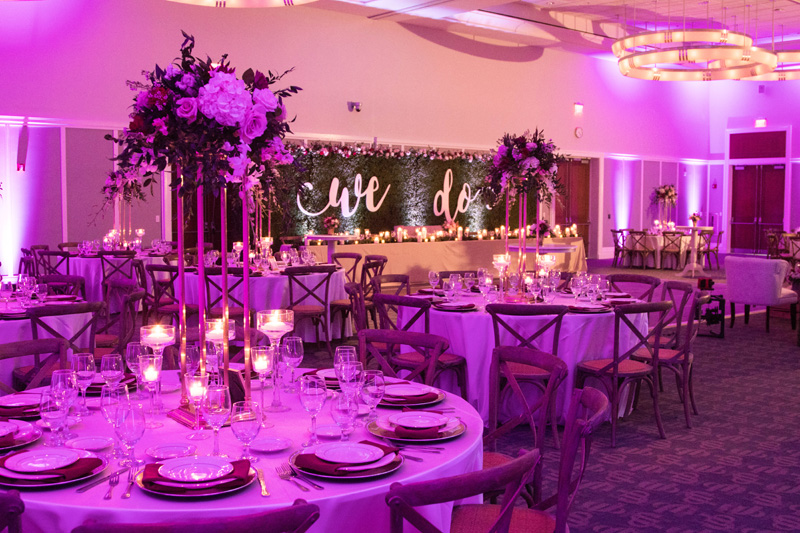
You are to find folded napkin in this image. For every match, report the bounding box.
[0,453,102,484]
[85,374,137,396]
[0,405,39,419]
[433,303,476,311]
[381,392,440,406]
[142,459,251,495]
[0,433,17,448]
[293,441,399,477]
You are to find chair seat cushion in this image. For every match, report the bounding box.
[777,288,799,305]
[391,351,465,368]
[155,303,200,316]
[505,360,550,378]
[291,305,324,316]
[451,504,557,533]
[94,333,119,348]
[330,299,351,309]
[577,357,652,376]
[632,347,692,364]
[482,451,514,470]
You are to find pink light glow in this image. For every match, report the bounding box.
[611,159,634,230]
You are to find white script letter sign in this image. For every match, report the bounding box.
[296,174,391,218]
[433,169,480,222]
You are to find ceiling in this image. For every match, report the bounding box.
[311,0,800,56]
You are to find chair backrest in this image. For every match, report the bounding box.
[358,329,449,385]
[360,260,386,299]
[283,265,337,310]
[628,231,651,251]
[698,231,713,252]
[724,256,789,306]
[146,264,180,306]
[373,293,430,333]
[344,282,369,333]
[658,281,694,347]
[714,230,725,249]
[610,229,626,250]
[204,267,246,309]
[486,345,568,449]
[71,499,320,533]
[672,292,711,358]
[365,254,388,264]
[533,387,610,533]
[371,274,410,297]
[0,339,69,394]
[766,233,780,258]
[0,489,24,533]
[35,250,71,276]
[98,251,137,288]
[58,242,81,252]
[28,301,106,355]
[661,231,683,252]
[789,237,800,260]
[39,274,86,300]
[332,253,362,284]
[386,449,541,533]
[485,304,568,355]
[17,255,35,277]
[606,273,661,302]
[117,288,146,355]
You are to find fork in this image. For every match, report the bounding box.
[103,472,120,500]
[121,467,137,499]
[276,464,309,492]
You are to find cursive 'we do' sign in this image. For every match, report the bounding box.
[296,169,479,222]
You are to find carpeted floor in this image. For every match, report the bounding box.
[496,311,800,532]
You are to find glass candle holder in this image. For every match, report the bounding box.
[184,372,210,441]
[139,353,163,429]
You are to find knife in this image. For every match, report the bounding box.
[76,467,129,493]
[256,468,270,497]
[289,466,325,490]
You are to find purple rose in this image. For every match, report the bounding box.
[253,88,278,113]
[239,104,268,143]
[175,97,198,123]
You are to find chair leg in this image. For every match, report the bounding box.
[744,305,750,324]
[688,364,699,416]
[765,307,770,332]
[645,377,667,439]
[730,303,735,328]
[682,370,692,429]
[549,402,560,450]
[791,304,797,331]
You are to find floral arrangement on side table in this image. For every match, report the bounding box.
[442,219,458,232]
[689,212,702,224]
[651,184,678,206]
[323,216,340,232]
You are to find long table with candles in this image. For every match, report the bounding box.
[3,370,483,532]
[307,237,587,283]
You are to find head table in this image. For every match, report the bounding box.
[7,370,482,533]
[399,292,647,422]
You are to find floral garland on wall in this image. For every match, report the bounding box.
[285,141,492,163]
[106,31,301,198]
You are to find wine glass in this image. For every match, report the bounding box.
[139,353,163,429]
[184,372,210,440]
[281,337,304,393]
[205,319,235,385]
[39,390,67,447]
[185,344,200,376]
[463,272,476,292]
[252,346,274,429]
[256,310,294,413]
[204,385,232,457]
[115,400,146,467]
[428,271,440,291]
[126,342,149,400]
[448,274,463,300]
[477,267,489,281]
[231,401,261,463]
[360,370,385,423]
[0,280,13,311]
[33,283,47,305]
[72,353,95,417]
[508,272,520,296]
[299,375,327,448]
[100,383,128,459]
[330,392,358,442]
[336,361,363,398]
[597,278,610,301]
[100,353,124,385]
[529,278,542,302]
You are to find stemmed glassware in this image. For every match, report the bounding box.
[252,346,274,428]
[185,344,201,375]
[72,353,95,417]
[428,271,440,291]
[281,336,304,393]
[184,372,210,440]
[100,353,124,386]
[204,385,232,457]
[330,392,358,442]
[448,274,463,300]
[231,401,261,463]
[597,278,610,301]
[50,369,79,437]
[463,272,476,292]
[0,280,13,311]
[39,390,67,447]
[139,353,163,429]
[528,278,542,302]
[115,400,146,467]
[100,383,128,459]
[232,242,244,266]
[299,375,327,448]
[205,319,235,385]
[492,254,510,300]
[508,272,520,296]
[360,370,385,423]
[256,310,294,413]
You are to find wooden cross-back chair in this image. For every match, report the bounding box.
[35,250,71,276]
[332,253,362,284]
[27,301,105,354]
[373,293,430,333]
[610,229,630,267]
[605,273,661,302]
[358,329,451,386]
[0,339,68,394]
[39,275,86,300]
[98,251,138,306]
[659,231,684,270]
[627,231,655,269]
[146,264,199,332]
[95,289,146,360]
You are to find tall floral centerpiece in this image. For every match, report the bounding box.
[107,32,300,403]
[100,166,151,242]
[482,130,564,277]
[651,184,677,224]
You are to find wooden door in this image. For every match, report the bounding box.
[554,159,591,252]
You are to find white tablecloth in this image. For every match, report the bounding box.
[400,293,647,421]
[14,370,483,533]
[182,270,350,341]
[625,235,693,269]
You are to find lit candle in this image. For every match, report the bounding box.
[457,227,463,240]
[143,366,159,383]
[253,355,270,373]
[189,381,205,399]
[373,236,380,244]
[477,233,483,240]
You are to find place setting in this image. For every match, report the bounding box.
[0,419,43,451]
[0,393,43,420]
[0,448,107,488]
[135,455,257,498]
[367,410,466,443]
[378,382,446,408]
[290,440,404,480]
[432,301,477,312]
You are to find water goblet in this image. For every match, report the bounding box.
[72,353,95,417]
[337,361,363,400]
[33,283,47,305]
[486,285,499,304]
[139,353,163,429]
[100,353,124,386]
[100,383,128,459]
[231,401,261,463]
[184,372,210,440]
[477,267,489,282]
[115,400,146,467]
[125,342,149,399]
[597,278,610,301]
[360,370,385,423]
[205,319,235,385]
[508,272,520,296]
[204,385,232,457]
[185,344,201,376]
[330,392,358,442]
[463,272,476,292]
[529,278,542,302]
[232,242,244,265]
[428,271,440,291]
[281,336,304,393]
[448,274,463,299]
[0,280,13,311]
[300,375,327,447]
[252,346,274,428]
[39,390,67,447]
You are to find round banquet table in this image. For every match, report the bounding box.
[182,270,350,341]
[14,370,482,532]
[399,292,647,422]
[66,255,164,303]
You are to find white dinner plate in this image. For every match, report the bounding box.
[66,436,114,452]
[135,467,256,499]
[315,442,384,464]
[371,417,466,442]
[384,384,434,397]
[0,394,41,408]
[146,443,197,461]
[251,437,293,453]
[5,449,80,473]
[36,416,79,430]
[0,422,19,438]
[388,412,450,429]
[314,424,342,438]
[316,369,338,379]
[159,456,234,482]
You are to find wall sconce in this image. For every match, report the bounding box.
[347,101,361,113]
[16,124,28,172]
[754,118,767,128]
[573,102,583,116]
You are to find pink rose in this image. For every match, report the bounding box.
[175,97,198,122]
[239,104,268,143]
[253,88,279,113]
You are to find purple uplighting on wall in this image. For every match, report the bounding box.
[610,158,634,230]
